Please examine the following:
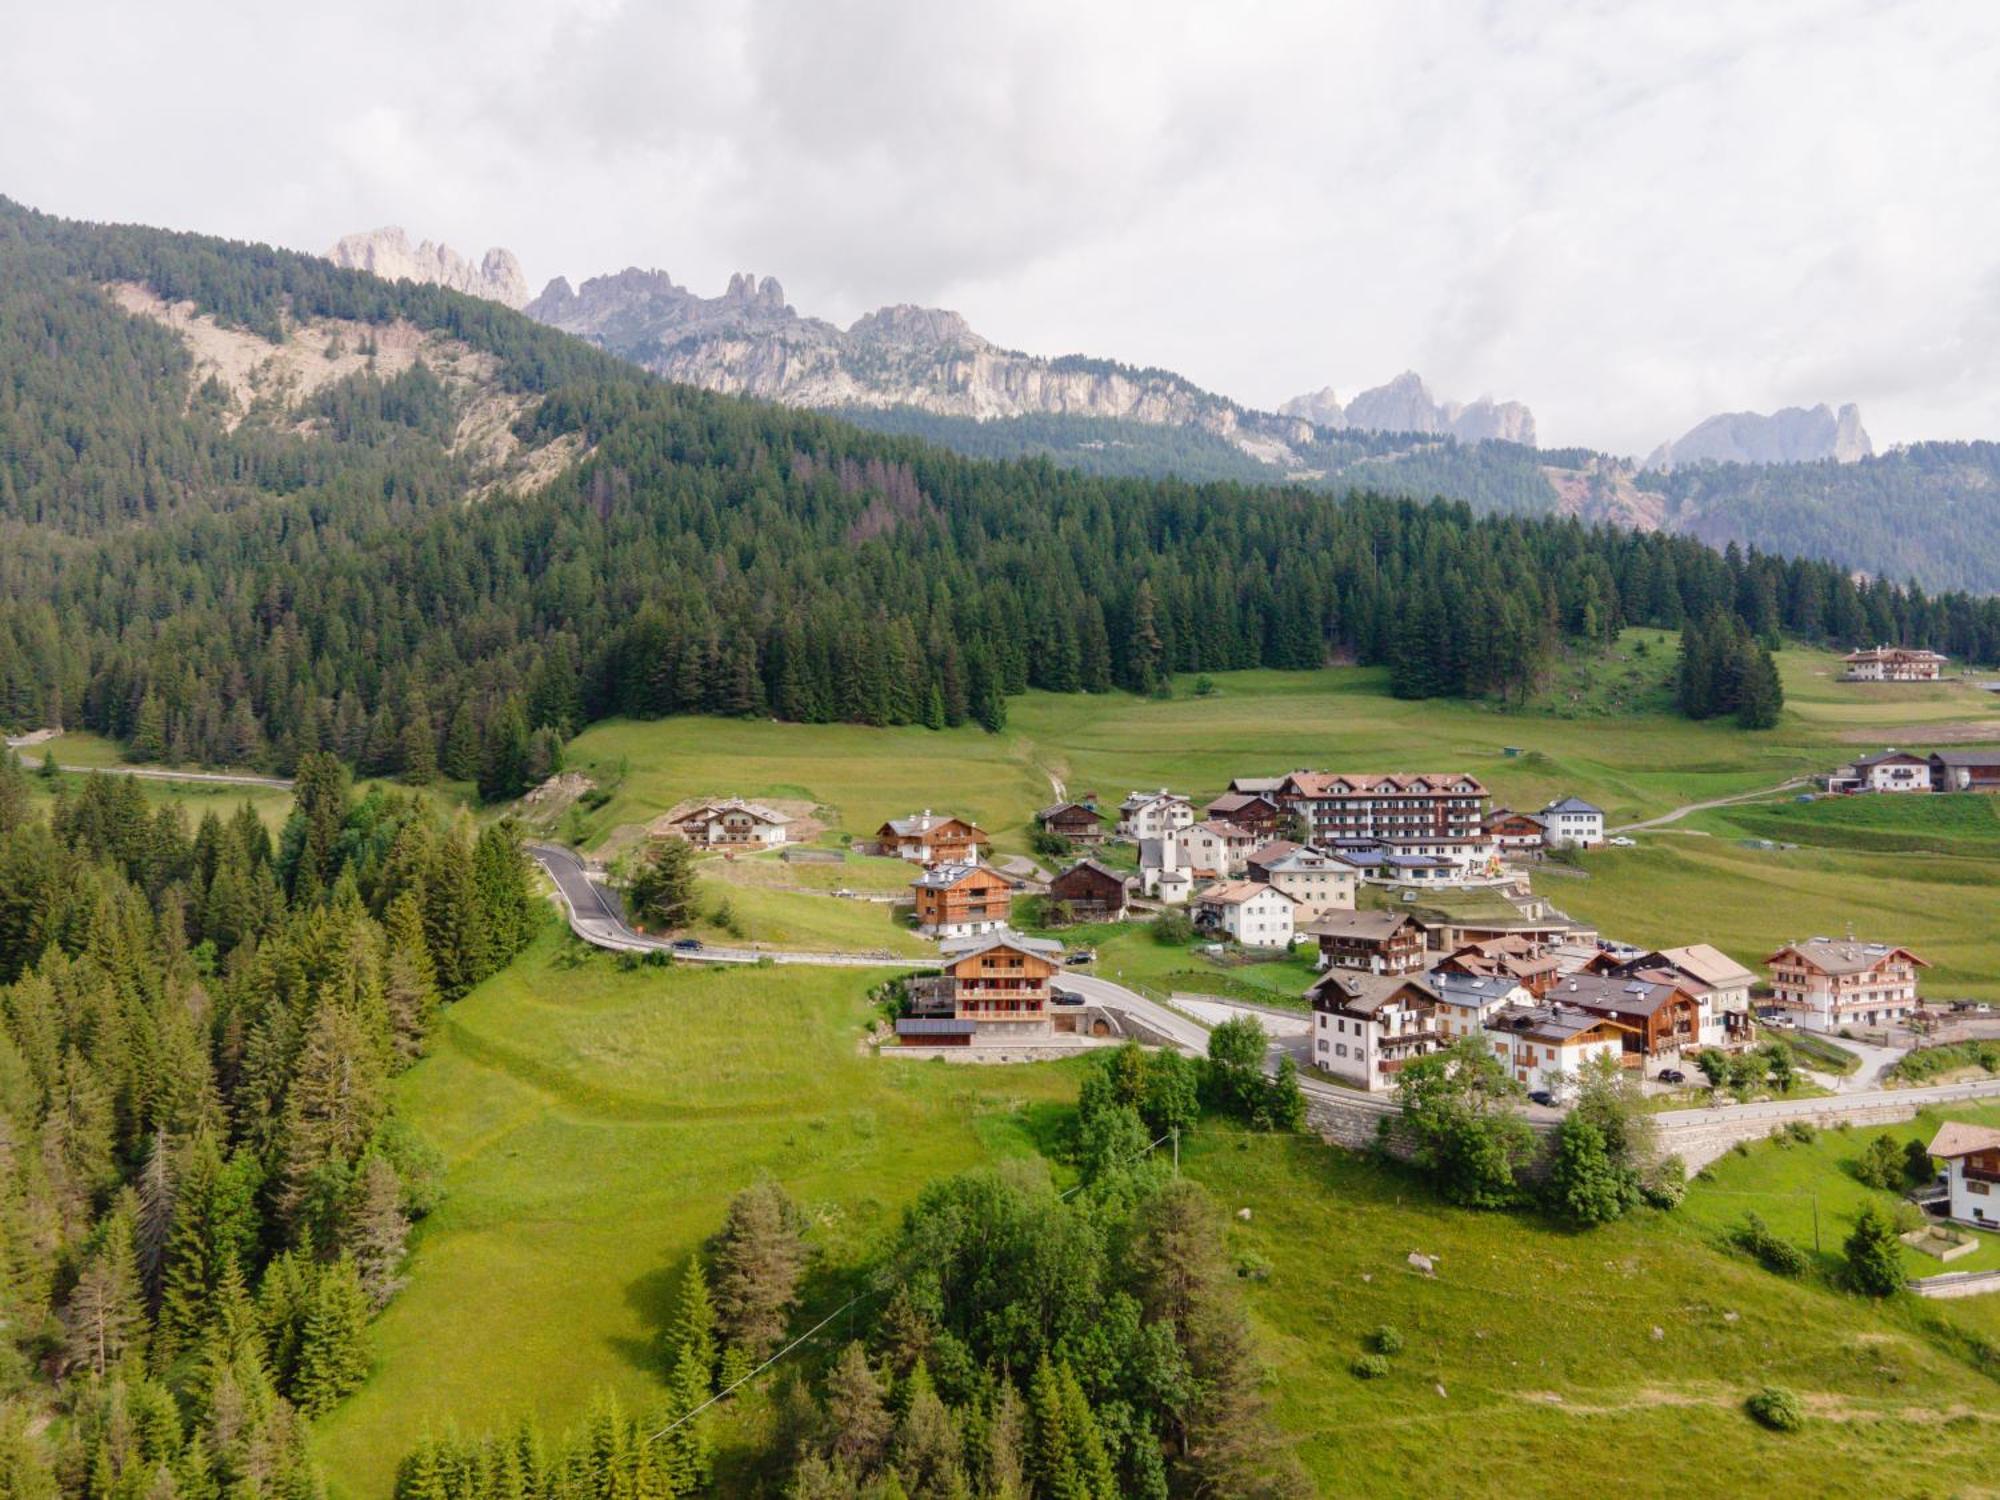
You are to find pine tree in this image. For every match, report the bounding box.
[294,1256,371,1414]
[65,1209,145,1377]
[440,700,481,783]
[709,1181,807,1361]
[825,1341,892,1477]
[342,1153,410,1308]
[669,1255,717,1390]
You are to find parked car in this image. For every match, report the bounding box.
[1051,985,1084,1006]
[1527,1089,1555,1108]
[1657,1068,1686,1085]
[1608,835,1637,847]
[1065,949,1096,965]
[671,937,703,952]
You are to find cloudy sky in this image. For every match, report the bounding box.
[5,0,1996,453]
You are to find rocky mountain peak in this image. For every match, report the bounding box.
[327,227,530,308]
[1645,403,1874,471]
[723,272,788,313]
[848,304,982,348]
[1282,372,1535,445]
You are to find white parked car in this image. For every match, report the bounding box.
[1607,836,1636,847]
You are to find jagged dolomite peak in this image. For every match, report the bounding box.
[328,227,531,309]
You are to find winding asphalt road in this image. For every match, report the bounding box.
[527,841,928,968]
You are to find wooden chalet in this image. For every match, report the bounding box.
[1544,972,1702,1059]
[1048,859,1129,921]
[910,862,1014,939]
[1308,971,1439,1091]
[1204,791,1284,837]
[1301,909,1425,976]
[1036,800,1108,845]
[1485,808,1547,850]
[1432,936,1563,998]
[668,797,791,848]
[877,810,992,865]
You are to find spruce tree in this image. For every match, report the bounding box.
[294,1256,371,1414]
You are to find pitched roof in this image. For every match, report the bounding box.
[1228,776,1288,794]
[1488,1003,1636,1046]
[1206,791,1277,815]
[1283,772,1487,797]
[677,796,789,825]
[1650,943,1757,991]
[1121,788,1190,811]
[1765,938,1929,975]
[1541,796,1602,816]
[1037,800,1105,822]
[882,811,986,839]
[1544,972,1690,1018]
[1051,858,1128,887]
[1849,748,1929,769]
[1927,1122,2000,1159]
[1929,749,2000,769]
[1307,970,1436,1014]
[1246,839,1306,866]
[1195,879,1292,907]
[911,861,1006,891]
[1261,848,1347,875]
[1302,909,1417,942]
[938,929,1063,962]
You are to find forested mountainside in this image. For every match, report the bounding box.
[1635,443,2000,596]
[0,754,538,1491]
[1,197,1997,790]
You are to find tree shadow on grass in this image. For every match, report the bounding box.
[608,1254,686,1380]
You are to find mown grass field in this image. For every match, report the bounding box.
[1540,818,2000,1002]
[1679,1104,2000,1279]
[313,923,2000,1498]
[310,926,1087,1496]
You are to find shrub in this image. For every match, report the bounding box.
[1745,1386,1805,1432]
[1731,1213,1809,1278]
[1844,1206,1907,1297]
[1641,1155,1687,1209]
[1150,910,1194,946]
[1370,1326,1404,1356]
[1351,1354,1391,1380]
[1855,1134,1903,1190]
[1905,1137,1937,1187]
[1731,1140,1752,1158]
[1785,1121,1816,1145]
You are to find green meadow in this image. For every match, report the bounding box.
[311,924,2000,1498]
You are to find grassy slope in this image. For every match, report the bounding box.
[310,927,1084,1496]
[560,642,1996,859]
[313,928,2000,1498]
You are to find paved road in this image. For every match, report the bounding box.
[2,745,296,790]
[1611,777,1808,834]
[1652,1072,2000,1128]
[527,842,927,969]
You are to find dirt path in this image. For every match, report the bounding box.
[1612,777,1808,834]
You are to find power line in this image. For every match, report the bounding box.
[643,1128,1178,1444]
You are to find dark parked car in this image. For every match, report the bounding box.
[1051,985,1084,1006]
[671,937,703,952]
[1657,1068,1686,1085]
[1065,949,1096,965]
[1527,1090,1555,1108]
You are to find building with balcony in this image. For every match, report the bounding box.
[1308,971,1439,1093]
[894,931,1064,1044]
[910,862,1014,939]
[1928,1122,2000,1231]
[1764,938,1928,1032]
[1481,1004,1636,1100]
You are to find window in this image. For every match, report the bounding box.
[1335,1044,1348,1058]
[1970,1180,1991,1197]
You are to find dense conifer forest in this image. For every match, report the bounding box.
[2,197,1997,801]
[0,750,538,1491]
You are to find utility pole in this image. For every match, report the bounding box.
[1171,1127,1180,1176]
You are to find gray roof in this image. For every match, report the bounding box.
[938,929,1064,962]
[1037,800,1105,822]
[1308,970,1436,1014]
[678,796,789,825]
[1541,796,1602,816]
[1929,749,2000,768]
[1303,909,1417,941]
[911,861,995,890]
[895,1018,977,1037]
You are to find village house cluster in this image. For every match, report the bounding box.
[1827,747,2000,794]
[655,772,1939,1074]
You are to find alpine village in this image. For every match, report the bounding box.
[7,19,2000,1496]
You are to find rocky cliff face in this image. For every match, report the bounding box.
[328,228,531,309]
[1644,402,1873,470]
[1281,371,1536,445]
[524,266,1321,462]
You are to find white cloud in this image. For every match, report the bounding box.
[2,0,1995,453]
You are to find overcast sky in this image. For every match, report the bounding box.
[5,0,1996,454]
